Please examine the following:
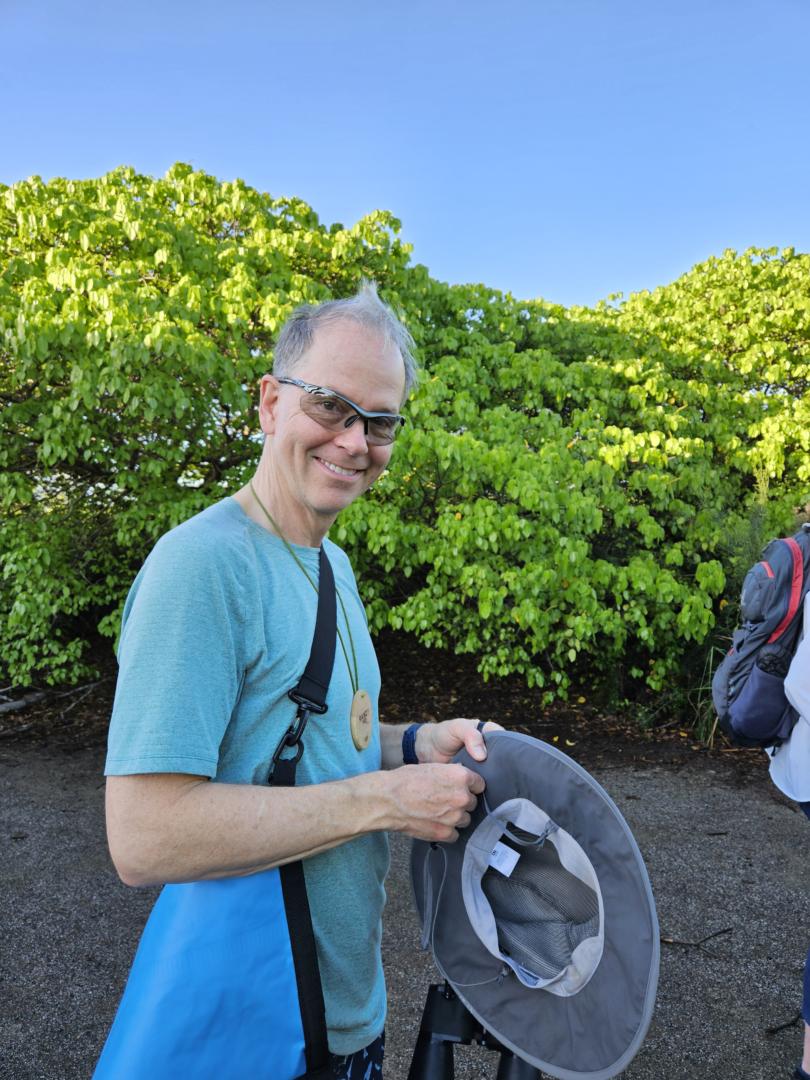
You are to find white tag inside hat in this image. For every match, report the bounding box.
[488,841,520,877]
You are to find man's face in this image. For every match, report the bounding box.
[259,319,406,524]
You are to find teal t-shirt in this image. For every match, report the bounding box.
[105,497,389,1055]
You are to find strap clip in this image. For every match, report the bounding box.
[288,688,329,715]
[269,711,310,779]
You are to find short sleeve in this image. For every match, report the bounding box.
[105,529,247,777]
[785,594,810,726]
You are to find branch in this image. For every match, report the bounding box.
[0,721,34,738]
[57,681,100,718]
[0,691,48,715]
[660,926,733,957]
[0,678,104,716]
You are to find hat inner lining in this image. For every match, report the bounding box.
[461,797,605,997]
[483,836,599,982]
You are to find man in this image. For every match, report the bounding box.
[97,283,491,1079]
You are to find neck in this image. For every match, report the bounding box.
[234,466,333,548]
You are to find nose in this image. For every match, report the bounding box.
[334,413,369,455]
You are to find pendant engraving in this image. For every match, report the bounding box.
[350,689,372,751]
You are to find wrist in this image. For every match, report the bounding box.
[344,770,397,833]
[402,722,424,765]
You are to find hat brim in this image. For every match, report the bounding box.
[411,731,659,1080]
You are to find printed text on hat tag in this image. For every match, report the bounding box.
[488,841,520,877]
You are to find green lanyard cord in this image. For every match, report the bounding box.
[248,481,360,694]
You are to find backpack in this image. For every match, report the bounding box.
[712,523,810,748]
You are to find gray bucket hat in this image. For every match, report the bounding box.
[411,731,659,1080]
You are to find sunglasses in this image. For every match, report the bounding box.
[276,377,406,445]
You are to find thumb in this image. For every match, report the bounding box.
[469,736,487,761]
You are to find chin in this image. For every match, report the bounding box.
[307,484,364,516]
[320,493,365,517]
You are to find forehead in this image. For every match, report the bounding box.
[296,319,406,410]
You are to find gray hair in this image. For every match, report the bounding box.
[272,282,418,401]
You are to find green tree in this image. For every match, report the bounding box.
[0,164,412,682]
[339,254,810,698]
[2,166,808,709]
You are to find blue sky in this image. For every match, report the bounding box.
[3,0,809,307]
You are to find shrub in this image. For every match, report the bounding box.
[2,166,808,707]
[0,164,412,683]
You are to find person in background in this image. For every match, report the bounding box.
[98,283,495,1079]
[765,590,810,1080]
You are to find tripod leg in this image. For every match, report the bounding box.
[407,983,481,1079]
[495,1047,544,1079]
[407,1029,455,1079]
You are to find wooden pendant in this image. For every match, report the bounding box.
[350,689,372,750]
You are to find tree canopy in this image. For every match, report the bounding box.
[2,164,808,705]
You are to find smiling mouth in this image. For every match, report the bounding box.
[314,457,361,478]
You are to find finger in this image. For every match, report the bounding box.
[424,823,458,843]
[457,723,486,762]
[466,719,504,760]
[470,736,487,761]
[478,720,504,732]
[464,769,486,795]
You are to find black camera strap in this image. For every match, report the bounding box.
[268,545,336,1079]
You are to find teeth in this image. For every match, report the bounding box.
[318,458,358,477]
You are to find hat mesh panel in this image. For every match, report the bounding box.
[482,833,600,981]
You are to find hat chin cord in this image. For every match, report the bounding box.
[420,845,508,989]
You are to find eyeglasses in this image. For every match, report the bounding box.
[276,377,406,445]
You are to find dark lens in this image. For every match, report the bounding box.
[367,416,399,444]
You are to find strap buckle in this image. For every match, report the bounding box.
[288,688,329,715]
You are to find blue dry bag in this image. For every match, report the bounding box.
[95,547,338,1079]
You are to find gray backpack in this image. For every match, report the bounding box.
[712,523,810,747]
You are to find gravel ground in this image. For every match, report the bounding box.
[1,739,808,1080]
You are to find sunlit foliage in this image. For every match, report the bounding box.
[2,165,808,699]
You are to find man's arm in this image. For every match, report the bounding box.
[106,755,484,888]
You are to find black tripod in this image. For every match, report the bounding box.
[407,982,544,1079]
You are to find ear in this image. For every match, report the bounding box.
[258,374,280,436]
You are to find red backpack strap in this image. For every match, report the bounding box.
[767,537,804,643]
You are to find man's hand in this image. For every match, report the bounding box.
[382,762,486,843]
[416,717,503,765]
[374,718,505,842]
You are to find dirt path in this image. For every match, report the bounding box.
[1,732,807,1080]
